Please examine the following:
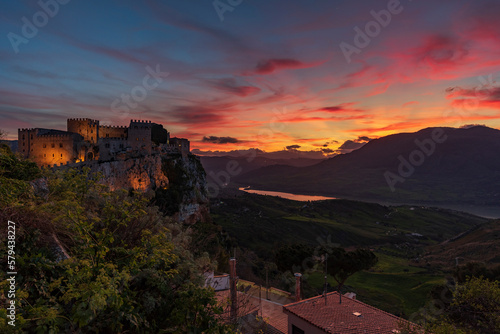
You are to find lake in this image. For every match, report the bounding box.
[238,187,500,218]
[238,187,336,201]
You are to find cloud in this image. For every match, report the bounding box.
[202,136,241,144]
[318,102,364,113]
[337,136,373,154]
[253,58,307,74]
[446,84,500,109]
[286,144,301,150]
[208,78,261,97]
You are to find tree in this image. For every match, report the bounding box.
[275,243,315,273]
[324,248,378,291]
[0,166,232,333]
[402,277,500,334]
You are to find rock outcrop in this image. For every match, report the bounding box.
[90,152,208,224]
[93,154,168,192]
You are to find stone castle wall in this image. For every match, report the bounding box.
[67,118,99,144]
[18,128,83,167]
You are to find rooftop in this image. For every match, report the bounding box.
[283,291,418,334]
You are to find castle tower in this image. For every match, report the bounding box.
[128,120,152,153]
[18,128,83,167]
[67,118,99,144]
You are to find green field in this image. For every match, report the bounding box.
[307,252,444,317]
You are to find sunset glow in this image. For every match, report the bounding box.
[2,0,500,154]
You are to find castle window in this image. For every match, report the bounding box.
[91,130,93,133]
[136,138,139,141]
[105,143,110,148]
[142,138,145,141]
[30,135,33,139]
[51,143,55,148]
[59,143,63,148]
[22,142,25,146]
[31,149,33,152]
[44,154,46,157]
[61,154,63,158]
[106,134,109,138]
[22,149,25,152]
[22,135,25,139]
[52,154,54,157]
[43,144,46,148]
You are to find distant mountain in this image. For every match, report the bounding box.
[200,156,323,186]
[1,140,18,152]
[235,126,500,206]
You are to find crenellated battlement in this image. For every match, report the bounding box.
[100,125,128,129]
[68,118,99,123]
[37,133,75,139]
[130,120,152,124]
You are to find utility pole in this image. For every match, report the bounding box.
[266,266,269,300]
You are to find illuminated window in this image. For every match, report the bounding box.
[136,138,139,141]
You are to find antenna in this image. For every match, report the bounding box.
[324,253,328,305]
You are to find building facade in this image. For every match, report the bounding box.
[18,118,188,167]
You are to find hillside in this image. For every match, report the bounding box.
[235,126,500,206]
[423,219,500,269]
[210,191,490,317]
[211,192,489,257]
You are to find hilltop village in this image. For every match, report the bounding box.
[18,118,189,167]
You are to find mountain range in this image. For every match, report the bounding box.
[232,126,500,207]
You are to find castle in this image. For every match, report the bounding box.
[18,118,190,167]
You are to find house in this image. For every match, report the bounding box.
[283,291,418,334]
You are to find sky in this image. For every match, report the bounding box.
[2,0,500,156]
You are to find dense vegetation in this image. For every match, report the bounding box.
[0,144,231,333]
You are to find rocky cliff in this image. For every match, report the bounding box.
[90,152,209,224]
[93,154,169,192]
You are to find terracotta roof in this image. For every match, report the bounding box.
[283,292,419,334]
